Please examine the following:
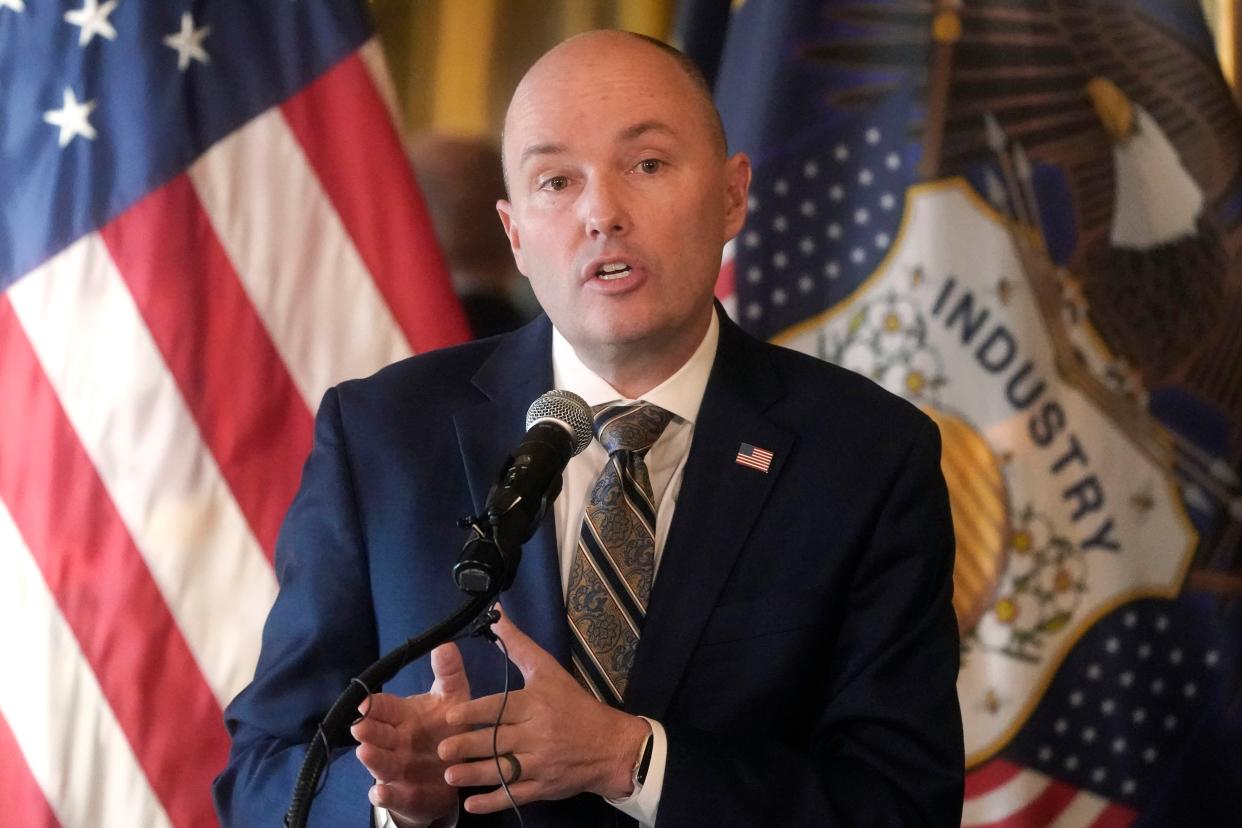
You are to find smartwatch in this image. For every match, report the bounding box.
[631,729,655,791]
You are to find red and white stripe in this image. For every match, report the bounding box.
[0,41,467,827]
[735,444,774,472]
[963,759,1137,828]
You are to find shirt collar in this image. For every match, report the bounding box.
[551,309,719,426]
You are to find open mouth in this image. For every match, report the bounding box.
[596,262,632,280]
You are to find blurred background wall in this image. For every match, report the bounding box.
[371,0,1237,144]
[371,0,675,140]
[1205,0,1241,103]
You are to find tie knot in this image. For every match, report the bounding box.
[592,401,674,455]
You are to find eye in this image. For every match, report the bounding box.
[539,175,569,192]
[635,158,663,174]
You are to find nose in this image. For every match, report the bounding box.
[579,175,630,239]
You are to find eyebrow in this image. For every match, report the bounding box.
[519,142,568,167]
[618,120,676,142]
[517,121,678,168]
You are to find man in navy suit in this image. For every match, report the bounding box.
[214,31,963,827]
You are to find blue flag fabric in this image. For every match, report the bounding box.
[693,1,1242,824]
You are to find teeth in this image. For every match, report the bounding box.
[597,262,631,280]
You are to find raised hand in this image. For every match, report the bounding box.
[438,609,650,815]
[351,643,472,828]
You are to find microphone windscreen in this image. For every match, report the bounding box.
[525,390,593,456]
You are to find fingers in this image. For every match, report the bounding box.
[438,720,521,764]
[429,642,469,700]
[444,751,531,789]
[355,740,405,782]
[351,713,399,752]
[464,780,542,814]
[357,737,449,786]
[366,777,459,826]
[366,779,434,810]
[491,608,545,680]
[367,781,397,810]
[444,691,523,728]
[357,692,407,726]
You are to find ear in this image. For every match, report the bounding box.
[495,199,528,276]
[721,152,752,241]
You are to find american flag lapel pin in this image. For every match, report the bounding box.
[735,442,774,473]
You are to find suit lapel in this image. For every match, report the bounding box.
[626,314,793,718]
[452,316,571,669]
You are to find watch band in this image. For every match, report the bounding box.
[631,729,655,789]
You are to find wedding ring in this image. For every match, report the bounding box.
[498,751,522,784]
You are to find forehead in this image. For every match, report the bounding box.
[503,40,709,161]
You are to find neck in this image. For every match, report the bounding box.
[575,308,713,399]
[587,359,681,400]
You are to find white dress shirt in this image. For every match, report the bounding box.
[378,311,718,828]
[552,310,718,828]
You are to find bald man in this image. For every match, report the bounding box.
[214,31,963,827]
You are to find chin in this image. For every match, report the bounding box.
[581,306,658,340]
[589,325,656,351]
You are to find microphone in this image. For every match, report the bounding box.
[288,392,590,827]
[454,390,593,594]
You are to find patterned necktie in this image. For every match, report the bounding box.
[566,401,675,707]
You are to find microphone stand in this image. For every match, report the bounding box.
[284,512,522,828]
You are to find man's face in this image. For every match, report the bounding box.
[497,35,750,368]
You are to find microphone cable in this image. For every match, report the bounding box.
[490,634,524,827]
[318,610,526,827]
[471,612,525,827]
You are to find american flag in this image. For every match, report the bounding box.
[735,442,774,473]
[0,2,467,826]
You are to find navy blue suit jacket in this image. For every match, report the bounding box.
[214,311,964,826]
